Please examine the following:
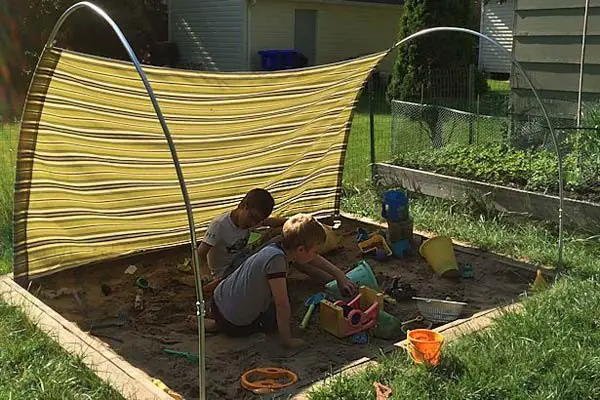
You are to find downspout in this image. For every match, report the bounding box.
[576,0,590,126]
[247,0,255,70]
[167,0,172,42]
[477,0,485,71]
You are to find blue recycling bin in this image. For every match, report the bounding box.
[258,49,307,71]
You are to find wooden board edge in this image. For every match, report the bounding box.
[0,274,175,400]
[375,163,599,232]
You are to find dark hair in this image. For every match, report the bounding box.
[240,188,275,217]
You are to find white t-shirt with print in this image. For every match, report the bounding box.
[203,211,249,277]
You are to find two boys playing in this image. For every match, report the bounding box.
[197,189,356,348]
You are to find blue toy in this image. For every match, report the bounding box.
[391,239,411,257]
[462,264,474,279]
[374,248,389,261]
[351,331,369,344]
[356,227,370,242]
[381,190,409,222]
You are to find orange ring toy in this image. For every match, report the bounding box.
[241,367,298,394]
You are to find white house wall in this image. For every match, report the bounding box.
[249,0,402,72]
[479,0,514,74]
[169,0,246,71]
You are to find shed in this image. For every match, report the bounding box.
[168,0,403,72]
[511,0,600,117]
[478,0,514,75]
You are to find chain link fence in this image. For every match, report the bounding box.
[343,65,600,205]
[391,100,508,154]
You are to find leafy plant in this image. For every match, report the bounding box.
[393,143,599,202]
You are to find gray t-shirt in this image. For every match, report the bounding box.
[202,211,249,277]
[213,244,288,326]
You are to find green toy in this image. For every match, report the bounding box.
[163,348,199,362]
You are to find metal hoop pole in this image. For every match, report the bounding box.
[392,27,564,271]
[45,2,206,399]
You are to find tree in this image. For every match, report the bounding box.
[386,0,486,102]
[2,0,168,121]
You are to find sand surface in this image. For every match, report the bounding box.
[33,217,533,399]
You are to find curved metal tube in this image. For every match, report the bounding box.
[45,3,206,399]
[37,11,563,398]
[391,27,564,270]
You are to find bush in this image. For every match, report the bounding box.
[386,0,487,102]
[2,0,168,120]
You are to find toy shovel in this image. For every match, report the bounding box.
[163,348,199,363]
[300,292,325,329]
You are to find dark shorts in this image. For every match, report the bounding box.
[211,297,277,337]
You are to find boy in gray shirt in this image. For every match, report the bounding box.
[207,214,357,349]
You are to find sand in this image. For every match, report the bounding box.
[32,217,534,399]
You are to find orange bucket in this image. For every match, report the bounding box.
[406,329,444,366]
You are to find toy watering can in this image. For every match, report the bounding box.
[381,190,409,222]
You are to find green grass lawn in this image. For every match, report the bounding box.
[0,301,124,399]
[1,124,17,273]
[344,111,392,187]
[310,276,600,400]
[1,124,123,399]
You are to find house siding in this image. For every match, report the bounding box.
[479,0,514,74]
[249,0,402,72]
[512,0,600,115]
[169,0,246,71]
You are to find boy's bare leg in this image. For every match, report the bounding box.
[204,318,218,332]
[293,262,335,285]
[186,316,219,333]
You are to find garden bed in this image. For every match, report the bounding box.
[376,163,600,232]
[25,217,533,399]
[391,144,600,204]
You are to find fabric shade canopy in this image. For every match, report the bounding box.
[14,47,388,279]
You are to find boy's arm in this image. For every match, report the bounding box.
[197,218,220,279]
[196,242,213,279]
[309,255,357,297]
[268,277,303,348]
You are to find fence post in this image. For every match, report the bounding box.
[476,93,480,144]
[468,65,475,144]
[369,75,376,180]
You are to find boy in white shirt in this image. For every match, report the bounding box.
[198,188,283,279]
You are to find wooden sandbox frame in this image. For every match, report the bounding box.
[0,214,549,400]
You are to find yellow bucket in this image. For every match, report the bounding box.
[319,223,342,255]
[419,236,458,277]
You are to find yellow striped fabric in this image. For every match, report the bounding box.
[14,48,387,279]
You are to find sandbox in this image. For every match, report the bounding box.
[24,216,535,399]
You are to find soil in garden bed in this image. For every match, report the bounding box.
[30,217,534,400]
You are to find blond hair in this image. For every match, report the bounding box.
[282,214,326,250]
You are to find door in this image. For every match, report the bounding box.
[294,9,317,66]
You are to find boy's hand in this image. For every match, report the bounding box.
[282,337,305,349]
[337,277,358,297]
[199,267,213,281]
